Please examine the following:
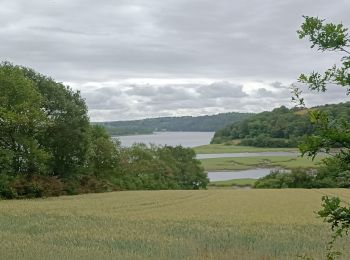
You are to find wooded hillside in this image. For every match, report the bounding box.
[212,102,350,147]
[97,112,253,135]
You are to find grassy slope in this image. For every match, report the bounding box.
[200,155,325,171]
[194,144,298,154]
[0,190,349,259]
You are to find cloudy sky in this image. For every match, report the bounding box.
[1,0,349,121]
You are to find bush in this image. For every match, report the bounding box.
[254,162,350,189]
[0,175,17,199]
[118,144,208,190]
[239,135,301,148]
[254,168,315,188]
[10,175,66,198]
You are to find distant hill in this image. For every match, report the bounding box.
[95,112,253,136]
[211,102,350,147]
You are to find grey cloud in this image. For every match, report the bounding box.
[125,85,158,96]
[83,87,123,109]
[197,82,247,98]
[260,82,291,97]
[28,26,109,36]
[126,84,197,104]
[76,81,299,121]
[270,82,287,89]
[297,83,349,107]
[1,0,350,120]
[80,80,348,121]
[157,86,196,99]
[2,0,350,82]
[255,88,274,97]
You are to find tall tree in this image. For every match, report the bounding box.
[20,67,91,177]
[0,62,50,175]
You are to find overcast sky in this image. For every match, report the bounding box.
[1,0,349,121]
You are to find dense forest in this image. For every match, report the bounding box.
[212,103,350,147]
[96,112,253,135]
[0,63,208,199]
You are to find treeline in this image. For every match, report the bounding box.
[97,112,253,135]
[0,63,208,199]
[254,157,350,188]
[212,103,350,147]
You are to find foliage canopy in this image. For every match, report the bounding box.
[296,16,350,259]
[0,62,207,198]
[211,102,350,148]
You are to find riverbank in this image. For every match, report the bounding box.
[194,144,298,154]
[194,144,324,187]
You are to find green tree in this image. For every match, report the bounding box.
[117,144,208,190]
[20,66,91,177]
[0,62,208,198]
[0,63,102,197]
[0,62,50,176]
[88,125,120,178]
[296,16,350,259]
[157,145,208,189]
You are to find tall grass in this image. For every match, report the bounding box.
[0,189,349,259]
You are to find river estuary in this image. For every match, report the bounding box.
[114,132,298,182]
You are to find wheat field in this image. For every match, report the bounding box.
[0,189,350,259]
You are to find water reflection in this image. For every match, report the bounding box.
[208,168,289,182]
[115,131,214,148]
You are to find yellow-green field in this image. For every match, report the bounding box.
[1,190,350,259]
[194,144,297,154]
[200,155,324,171]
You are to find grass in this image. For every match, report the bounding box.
[208,178,256,187]
[200,155,325,171]
[0,189,349,259]
[194,143,298,154]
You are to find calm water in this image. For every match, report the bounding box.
[115,131,214,148]
[115,131,294,182]
[208,168,286,182]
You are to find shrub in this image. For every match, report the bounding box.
[254,168,315,188]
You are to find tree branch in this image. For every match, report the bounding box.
[340,47,350,55]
